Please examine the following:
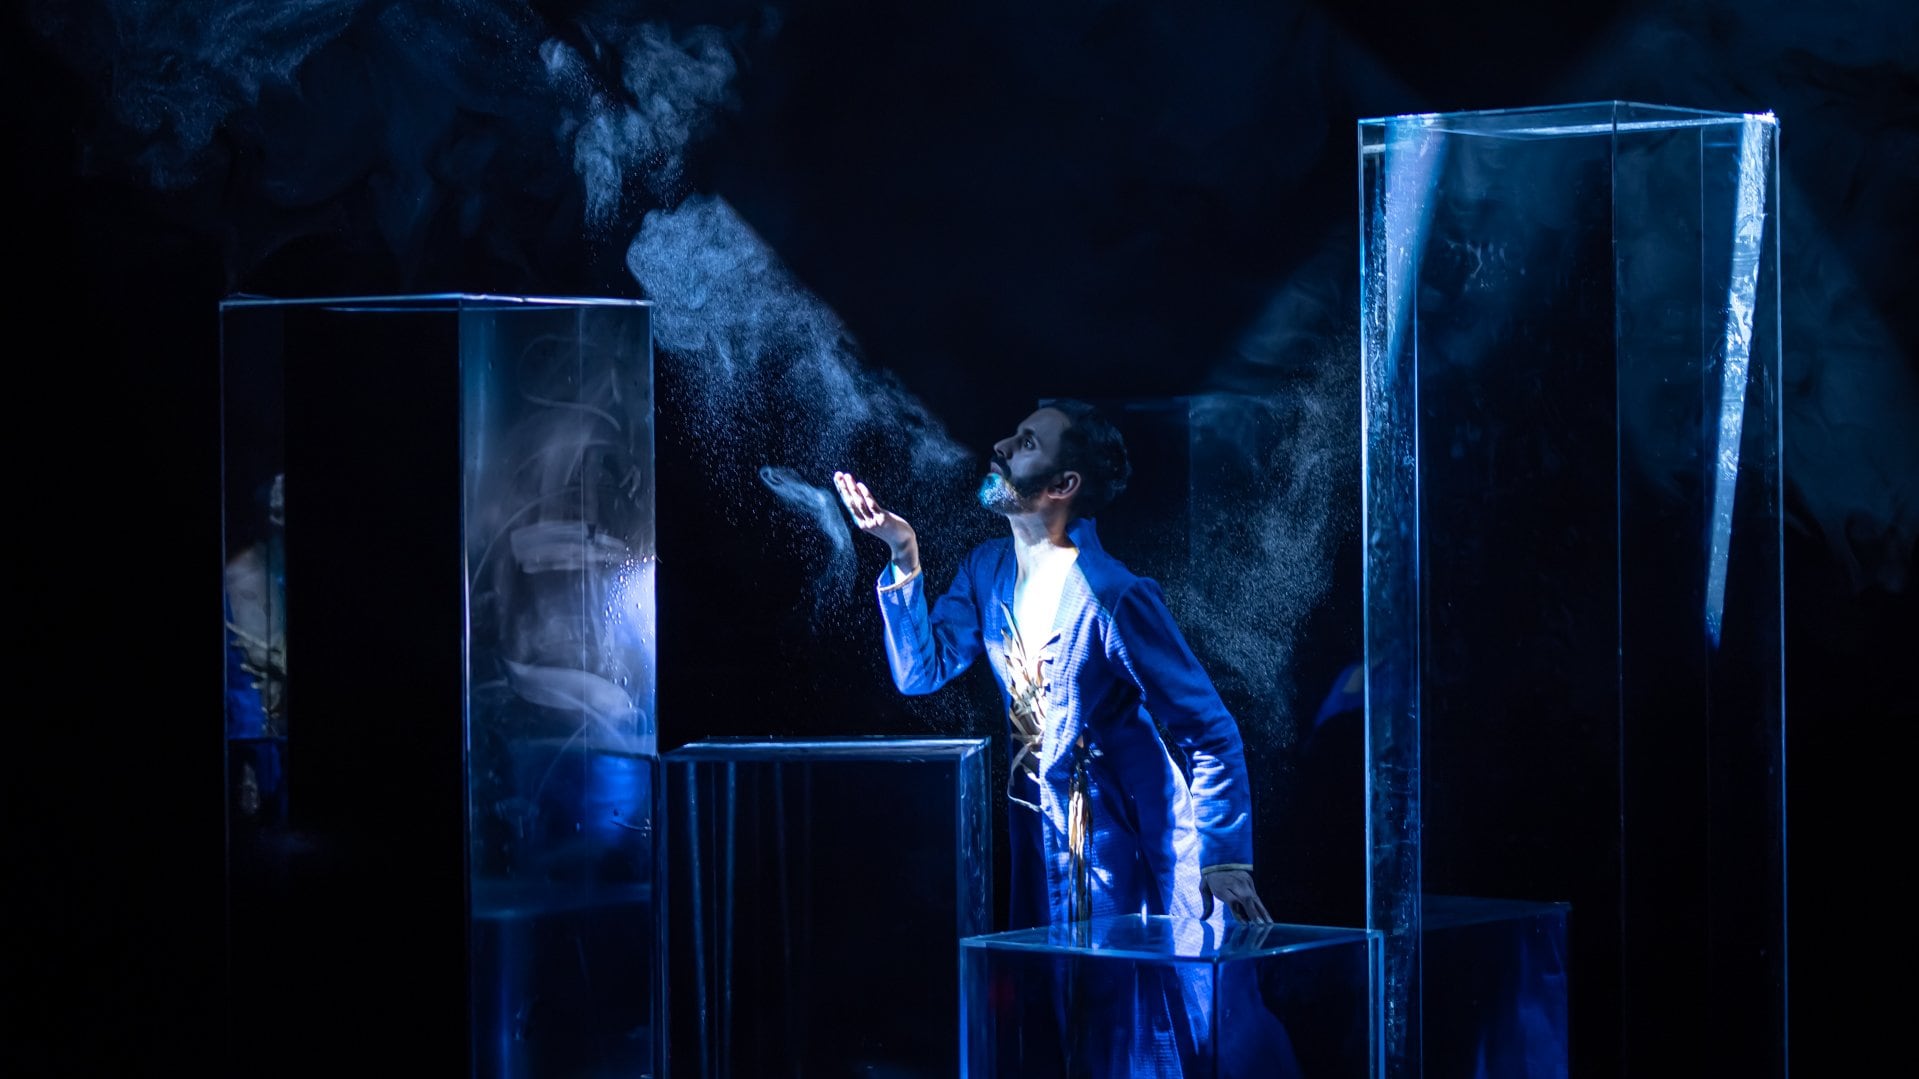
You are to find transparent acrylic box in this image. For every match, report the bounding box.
[1360,103,1785,1075]
[219,294,656,1076]
[1420,897,1569,1079]
[960,915,1380,1078]
[662,737,991,1078]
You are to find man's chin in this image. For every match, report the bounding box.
[977,474,1023,515]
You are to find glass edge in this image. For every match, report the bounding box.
[1420,903,1573,931]
[1358,100,1765,126]
[663,738,992,759]
[219,292,652,309]
[960,926,1377,961]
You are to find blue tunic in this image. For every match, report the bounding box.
[877,517,1255,926]
[876,514,1256,909]
[877,518,1278,1075]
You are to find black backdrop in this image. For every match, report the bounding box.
[11,1,1914,1073]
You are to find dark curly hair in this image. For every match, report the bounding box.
[1043,398,1131,520]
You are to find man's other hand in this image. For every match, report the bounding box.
[1201,869,1272,924]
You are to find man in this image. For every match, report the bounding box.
[833,400,1270,932]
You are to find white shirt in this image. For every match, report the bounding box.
[1009,544,1079,669]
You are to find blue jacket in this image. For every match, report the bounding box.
[876,517,1255,928]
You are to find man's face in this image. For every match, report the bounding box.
[978,407,1071,515]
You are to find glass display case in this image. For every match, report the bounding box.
[961,914,1379,1078]
[220,294,656,1076]
[661,737,991,1078]
[1360,103,1785,1076]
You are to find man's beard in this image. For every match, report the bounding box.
[977,465,1052,515]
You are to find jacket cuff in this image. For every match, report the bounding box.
[1200,863,1254,876]
[877,564,922,594]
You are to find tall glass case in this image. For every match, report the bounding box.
[219,294,656,1076]
[1360,103,1785,1076]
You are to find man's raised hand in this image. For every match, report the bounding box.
[834,471,919,574]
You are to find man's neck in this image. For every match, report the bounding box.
[1007,512,1076,576]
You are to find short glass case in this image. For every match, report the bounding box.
[960,914,1380,1078]
[662,737,991,1077]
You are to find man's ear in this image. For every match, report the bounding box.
[1050,471,1082,501]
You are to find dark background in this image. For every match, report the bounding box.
[11,0,1914,1073]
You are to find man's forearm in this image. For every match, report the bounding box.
[889,537,921,578]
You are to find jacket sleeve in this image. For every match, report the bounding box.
[875,553,986,696]
[1106,578,1255,871]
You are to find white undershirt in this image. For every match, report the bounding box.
[1010,545,1079,665]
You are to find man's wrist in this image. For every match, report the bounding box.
[889,542,920,576]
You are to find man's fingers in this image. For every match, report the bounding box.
[859,483,886,526]
[1206,875,1274,924]
[832,472,906,537]
[834,473,895,533]
[834,473,872,527]
[1226,882,1271,924]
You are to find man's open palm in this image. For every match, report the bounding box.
[834,471,917,555]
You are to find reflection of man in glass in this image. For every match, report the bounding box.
[835,400,1270,933]
[226,472,288,828]
[226,473,287,732]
